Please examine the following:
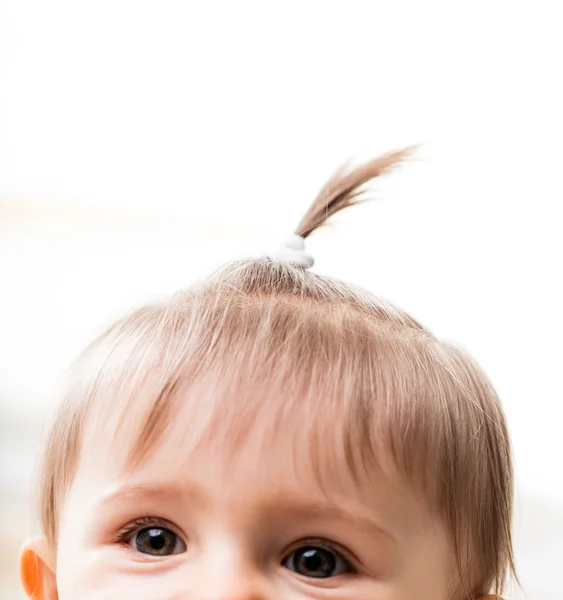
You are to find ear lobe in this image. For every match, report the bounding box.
[20,537,58,599]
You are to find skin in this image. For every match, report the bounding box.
[21,399,454,600]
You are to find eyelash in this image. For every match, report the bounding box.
[286,538,358,569]
[114,516,178,545]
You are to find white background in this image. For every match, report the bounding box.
[1,2,562,598]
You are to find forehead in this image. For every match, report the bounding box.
[78,368,412,514]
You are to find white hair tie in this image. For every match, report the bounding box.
[270,234,315,268]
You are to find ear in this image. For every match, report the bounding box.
[20,537,58,599]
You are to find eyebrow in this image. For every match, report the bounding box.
[263,499,397,542]
[95,481,209,511]
[95,482,396,542]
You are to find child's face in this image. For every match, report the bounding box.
[47,399,452,600]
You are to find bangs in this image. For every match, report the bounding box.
[77,285,454,506]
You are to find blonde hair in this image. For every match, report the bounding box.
[38,147,515,599]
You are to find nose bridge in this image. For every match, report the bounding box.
[177,535,278,600]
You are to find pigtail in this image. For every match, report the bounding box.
[295,146,418,238]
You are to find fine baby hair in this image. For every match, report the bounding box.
[23,147,515,600]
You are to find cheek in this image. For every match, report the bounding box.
[55,546,183,600]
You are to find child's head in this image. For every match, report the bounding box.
[21,148,515,600]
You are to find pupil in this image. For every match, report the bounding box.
[304,551,322,571]
[148,529,166,550]
[297,547,336,577]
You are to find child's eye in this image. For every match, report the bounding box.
[282,545,354,579]
[126,525,187,556]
